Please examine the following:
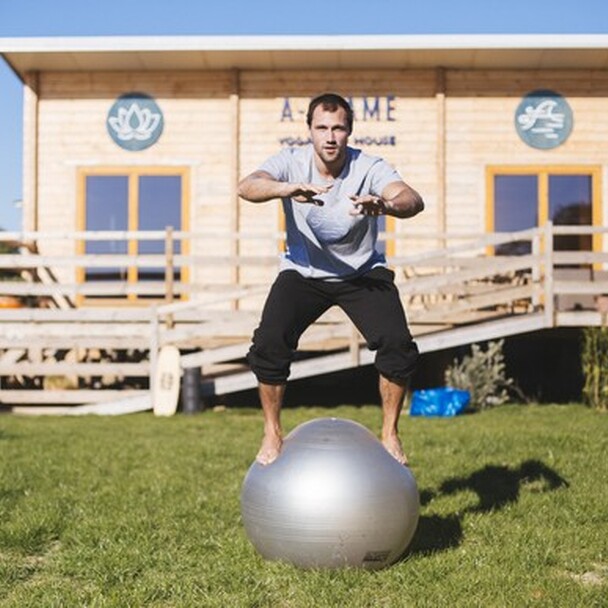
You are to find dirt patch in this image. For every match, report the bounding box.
[563,563,608,587]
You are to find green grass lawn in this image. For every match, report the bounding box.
[0,403,607,607]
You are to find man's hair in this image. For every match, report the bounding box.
[306,93,354,134]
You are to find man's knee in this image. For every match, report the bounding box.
[247,328,293,385]
[375,336,419,382]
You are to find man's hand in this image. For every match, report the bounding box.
[289,183,333,206]
[349,182,425,218]
[349,194,389,216]
[237,170,332,205]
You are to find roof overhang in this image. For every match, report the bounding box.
[2,34,608,81]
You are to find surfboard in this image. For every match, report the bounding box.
[152,345,181,417]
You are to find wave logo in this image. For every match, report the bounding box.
[515,90,573,150]
[107,92,164,151]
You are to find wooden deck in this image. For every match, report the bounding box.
[1,224,607,411]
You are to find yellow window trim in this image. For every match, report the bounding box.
[486,165,603,255]
[76,166,190,306]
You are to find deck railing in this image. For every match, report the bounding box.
[1,224,607,406]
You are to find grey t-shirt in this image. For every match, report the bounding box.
[260,145,402,280]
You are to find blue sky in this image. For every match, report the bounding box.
[1,0,607,229]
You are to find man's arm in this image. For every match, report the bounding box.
[350,180,424,218]
[237,170,331,204]
[380,180,425,218]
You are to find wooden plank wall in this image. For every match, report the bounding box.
[445,69,608,237]
[24,68,608,303]
[34,71,237,290]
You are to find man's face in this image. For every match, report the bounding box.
[309,105,350,168]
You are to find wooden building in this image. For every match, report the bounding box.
[1,34,608,408]
[2,34,608,287]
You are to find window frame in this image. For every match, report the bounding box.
[486,165,602,255]
[76,166,190,304]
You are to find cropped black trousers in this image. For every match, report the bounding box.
[247,267,419,385]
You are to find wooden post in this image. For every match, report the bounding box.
[230,69,241,310]
[23,71,40,232]
[164,226,175,329]
[349,326,360,366]
[543,221,554,327]
[149,305,160,405]
[435,67,447,251]
[532,228,541,309]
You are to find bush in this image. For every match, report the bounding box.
[581,327,608,411]
[0,233,22,281]
[444,339,513,410]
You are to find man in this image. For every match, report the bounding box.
[237,92,424,466]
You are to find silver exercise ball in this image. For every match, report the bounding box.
[240,417,419,570]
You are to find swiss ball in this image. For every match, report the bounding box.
[240,417,419,569]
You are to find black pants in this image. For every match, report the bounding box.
[247,267,419,385]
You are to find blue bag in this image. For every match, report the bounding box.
[409,387,470,417]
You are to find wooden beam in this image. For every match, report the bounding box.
[230,69,241,299]
[0,337,150,349]
[200,312,550,397]
[0,361,150,376]
[22,71,39,232]
[436,67,447,249]
[1,390,147,405]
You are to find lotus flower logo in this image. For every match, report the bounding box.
[107,93,164,151]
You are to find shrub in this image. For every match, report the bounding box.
[581,327,608,411]
[444,339,513,410]
[0,233,26,284]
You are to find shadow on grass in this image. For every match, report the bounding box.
[408,513,464,555]
[407,459,569,557]
[0,429,18,441]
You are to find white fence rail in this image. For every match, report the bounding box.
[1,224,607,406]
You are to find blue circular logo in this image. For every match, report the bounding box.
[515,90,573,149]
[106,92,164,151]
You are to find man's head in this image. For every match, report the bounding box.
[306,93,354,135]
[307,93,353,172]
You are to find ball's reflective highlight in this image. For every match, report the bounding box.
[240,418,419,569]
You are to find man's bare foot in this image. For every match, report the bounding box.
[382,433,409,466]
[256,432,283,465]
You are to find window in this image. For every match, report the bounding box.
[137,175,183,284]
[84,175,129,281]
[487,166,601,258]
[77,168,189,302]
